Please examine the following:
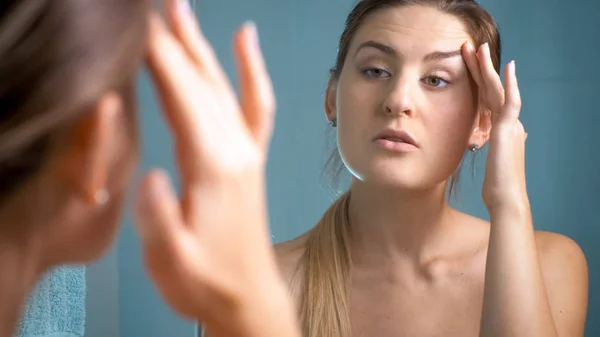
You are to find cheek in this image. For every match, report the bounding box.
[436,111,472,137]
[336,107,365,164]
[422,106,477,168]
[426,89,477,144]
[335,74,380,127]
[435,113,473,146]
[336,84,370,137]
[334,86,375,176]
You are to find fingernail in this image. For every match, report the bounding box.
[466,41,474,51]
[483,42,490,55]
[142,174,168,212]
[510,60,516,75]
[151,172,171,204]
[136,173,170,239]
[178,0,191,13]
[244,21,260,50]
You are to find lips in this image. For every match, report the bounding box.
[373,129,418,147]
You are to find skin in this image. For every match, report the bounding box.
[141,6,300,337]
[0,1,300,337]
[275,5,588,337]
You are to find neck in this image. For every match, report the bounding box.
[0,194,45,337]
[348,179,459,266]
[0,238,41,337]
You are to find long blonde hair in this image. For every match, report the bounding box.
[292,1,501,336]
[293,192,352,337]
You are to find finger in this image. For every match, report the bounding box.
[145,12,198,142]
[134,169,185,266]
[145,12,218,158]
[234,22,276,149]
[500,60,522,122]
[134,171,202,319]
[461,41,484,88]
[160,2,244,139]
[165,0,232,89]
[477,43,504,113]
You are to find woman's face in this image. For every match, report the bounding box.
[327,5,488,190]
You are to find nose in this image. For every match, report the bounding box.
[382,75,415,117]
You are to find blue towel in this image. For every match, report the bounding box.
[15,265,86,337]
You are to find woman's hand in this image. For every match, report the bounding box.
[134,1,299,337]
[462,41,529,217]
[461,42,573,337]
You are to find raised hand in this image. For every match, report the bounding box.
[462,41,529,216]
[134,1,299,337]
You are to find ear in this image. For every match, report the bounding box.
[468,108,492,149]
[324,78,337,122]
[54,92,122,204]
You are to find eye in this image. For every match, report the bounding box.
[422,76,449,88]
[362,68,391,79]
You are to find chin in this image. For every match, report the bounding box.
[341,149,451,191]
[363,171,430,190]
[358,154,458,191]
[348,163,428,191]
[49,198,124,265]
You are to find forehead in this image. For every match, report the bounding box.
[351,5,471,55]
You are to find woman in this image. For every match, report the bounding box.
[274,1,589,337]
[0,0,299,337]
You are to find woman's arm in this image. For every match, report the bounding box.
[481,211,588,337]
[461,41,588,337]
[536,231,588,336]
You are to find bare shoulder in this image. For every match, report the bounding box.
[534,230,588,275]
[273,232,309,286]
[534,230,588,336]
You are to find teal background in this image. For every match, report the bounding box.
[84,0,600,336]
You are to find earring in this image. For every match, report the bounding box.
[328,119,337,128]
[94,189,110,205]
[469,144,480,152]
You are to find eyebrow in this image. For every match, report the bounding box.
[355,40,462,62]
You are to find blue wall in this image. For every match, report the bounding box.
[105,0,600,336]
